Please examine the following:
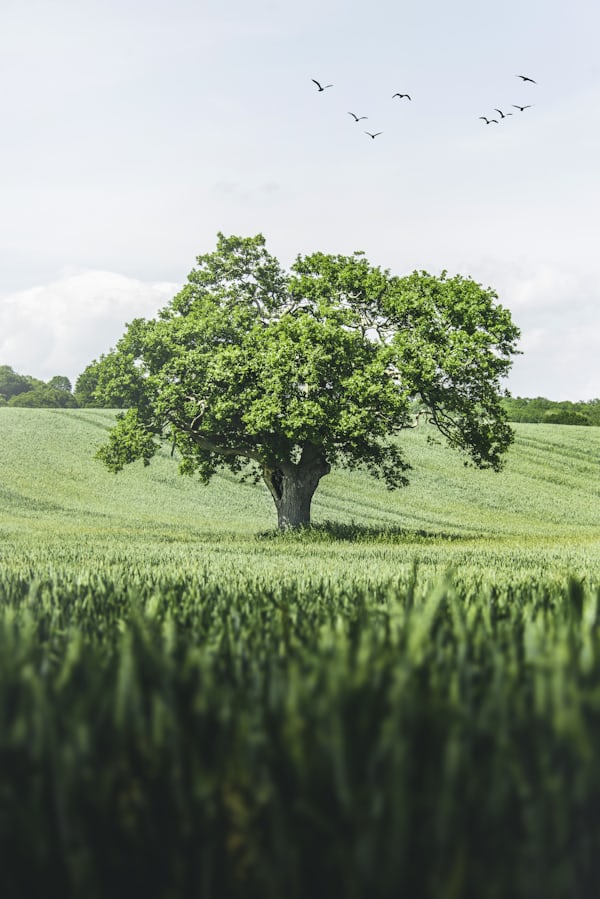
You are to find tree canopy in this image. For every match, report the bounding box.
[75,358,122,408]
[96,233,520,529]
[0,365,34,401]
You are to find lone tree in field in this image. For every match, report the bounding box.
[96,234,520,529]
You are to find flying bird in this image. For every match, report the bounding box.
[512,104,532,112]
[479,117,499,124]
[516,74,537,83]
[348,111,368,121]
[365,131,383,139]
[392,93,411,100]
[494,108,513,119]
[312,78,333,91]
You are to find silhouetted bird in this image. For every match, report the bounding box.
[348,111,368,121]
[516,75,537,83]
[365,131,383,139]
[312,79,333,91]
[479,117,499,124]
[494,108,513,119]
[512,104,532,112]
[392,93,411,100]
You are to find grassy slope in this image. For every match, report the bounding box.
[1,408,599,581]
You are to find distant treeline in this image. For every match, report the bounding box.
[503,396,600,426]
[2,362,599,425]
[0,360,132,409]
[0,365,77,408]
[0,360,126,409]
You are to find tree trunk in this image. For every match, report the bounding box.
[263,444,330,530]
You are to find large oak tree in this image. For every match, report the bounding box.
[95,234,520,529]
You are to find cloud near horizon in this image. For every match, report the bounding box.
[0,263,598,401]
[492,263,600,401]
[0,270,180,385]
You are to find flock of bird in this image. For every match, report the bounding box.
[311,78,411,139]
[478,74,537,125]
[311,74,537,137]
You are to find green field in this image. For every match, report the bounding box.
[1,407,599,581]
[1,409,600,898]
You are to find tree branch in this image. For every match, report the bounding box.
[192,433,264,462]
[167,411,264,463]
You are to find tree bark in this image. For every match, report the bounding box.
[263,444,330,530]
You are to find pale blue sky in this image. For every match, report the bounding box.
[1,0,599,398]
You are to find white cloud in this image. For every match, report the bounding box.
[0,270,180,384]
[1,260,598,402]
[506,265,584,312]
[439,257,600,400]
[508,324,600,401]
[494,263,600,400]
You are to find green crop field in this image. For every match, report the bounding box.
[1,408,600,898]
[1,407,599,580]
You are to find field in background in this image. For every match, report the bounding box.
[1,408,599,584]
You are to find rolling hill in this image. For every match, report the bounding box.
[1,408,598,556]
